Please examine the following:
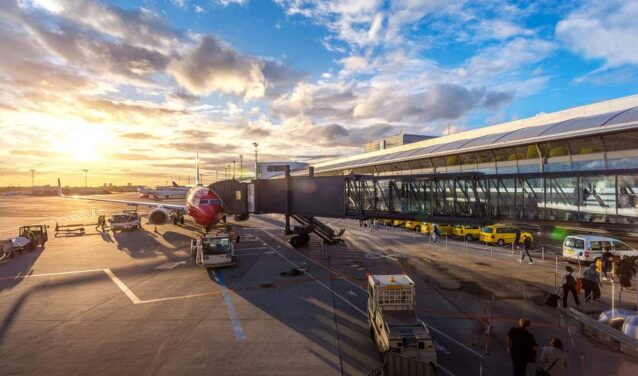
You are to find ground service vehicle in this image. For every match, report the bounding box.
[109,213,141,233]
[0,225,48,258]
[367,274,437,365]
[562,235,638,263]
[452,225,481,241]
[480,224,533,246]
[19,225,48,246]
[192,229,237,268]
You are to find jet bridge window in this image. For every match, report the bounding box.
[202,237,231,254]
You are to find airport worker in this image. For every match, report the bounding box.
[506,318,538,376]
[519,236,534,264]
[95,216,102,231]
[582,262,602,301]
[617,255,636,288]
[538,337,568,376]
[560,266,580,308]
[514,229,521,246]
[25,228,36,250]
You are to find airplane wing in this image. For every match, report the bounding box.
[57,179,187,211]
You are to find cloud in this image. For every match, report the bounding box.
[110,152,155,160]
[169,36,266,98]
[120,132,157,140]
[466,38,556,78]
[556,0,638,67]
[10,149,64,157]
[167,142,239,153]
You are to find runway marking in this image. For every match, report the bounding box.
[214,270,246,341]
[155,261,186,270]
[0,268,218,305]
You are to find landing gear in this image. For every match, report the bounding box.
[180,216,185,225]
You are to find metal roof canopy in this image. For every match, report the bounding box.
[313,100,638,173]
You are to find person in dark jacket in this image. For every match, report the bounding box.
[519,236,534,264]
[582,263,602,301]
[617,255,636,288]
[507,318,538,376]
[561,266,580,308]
[601,247,614,280]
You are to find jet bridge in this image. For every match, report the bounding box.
[209,167,638,246]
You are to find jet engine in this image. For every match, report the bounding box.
[148,208,170,224]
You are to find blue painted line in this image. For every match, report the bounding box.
[214,270,246,341]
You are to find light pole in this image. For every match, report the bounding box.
[227,164,231,179]
[30,169,35,187]
[82,169,88,188]
[239,154,243,180]
[232,160,236,180]
[215,170,218,182]
[253,142,259,179]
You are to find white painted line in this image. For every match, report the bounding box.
[103,268,142,304]
[214,271,246,341]
[1,268,218,305]
[255,233,367,317]
[155,261,186,270]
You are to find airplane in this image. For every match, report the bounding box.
[58,152,226,231]
[137,185,189,199]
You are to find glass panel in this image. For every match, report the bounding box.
[494,147,516,162]
[541,141,570,158]
[498,122,557,143]
[545,159,571,172]
[543,176,578,221]
[539,112,620,136]
[568,136,605,156]
[497,164,517,174]
[580,176,615,223]
[518,161,541,173]
[617,175,638,219]
[516,178,543,219]
[608,156,638,169]
[460,132,508,149]
[573,158,604,171]
[603,130,638,152]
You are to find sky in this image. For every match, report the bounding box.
[1,0,638,187]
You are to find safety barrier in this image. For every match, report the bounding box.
[367,352,437,376]
[559,307,638,356]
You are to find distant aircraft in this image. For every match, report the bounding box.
[137,184,189,200]
[58,152,225,231]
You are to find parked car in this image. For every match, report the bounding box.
[431,223,453,236]
[405,221,428,232]
[562,235,638,263]
[480,224,533,246]
[452,225,481,241]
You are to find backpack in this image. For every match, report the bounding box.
[545,293,559,307]
[565,274,576,287]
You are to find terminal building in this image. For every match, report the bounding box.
[284,95,638,227]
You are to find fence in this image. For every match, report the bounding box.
[367,352,438,376]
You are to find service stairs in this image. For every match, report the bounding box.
[290,215,345,246]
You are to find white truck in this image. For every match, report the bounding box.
[368,274,437,365]
[109,212,141,233]
[191,229,237,268]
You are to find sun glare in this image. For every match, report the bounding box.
[54,132,102,162]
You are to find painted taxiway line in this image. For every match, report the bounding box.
[0,268,217,305]
[214,270,246,341]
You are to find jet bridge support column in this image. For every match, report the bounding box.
[284,165,293,235]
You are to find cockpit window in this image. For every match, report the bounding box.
[202,237,231,254]
[199,199,220,205]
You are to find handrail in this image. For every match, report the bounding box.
[561,307,638,350]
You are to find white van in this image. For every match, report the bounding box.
[562,235,638,263]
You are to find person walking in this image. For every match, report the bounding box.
[538,337,568,376]
[601,247,613,281]
[617,255,636,288]
[561,266,580,308]
[519,236,534,264]
[506,318,538,376]
[432,225,440,243]
[582,262,602,301]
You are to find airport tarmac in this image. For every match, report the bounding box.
[1,194,637,375]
